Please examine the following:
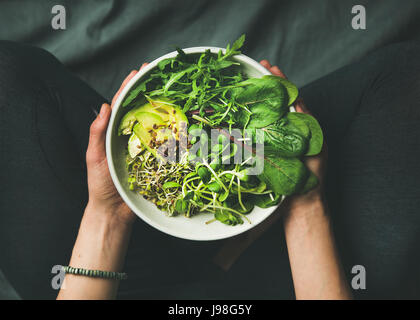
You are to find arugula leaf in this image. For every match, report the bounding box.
[221,34,245,60]
[122,79,150,107]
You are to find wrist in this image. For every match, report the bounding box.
[283,190,327,226]
[69,203,133,272]
[85,201,134,229]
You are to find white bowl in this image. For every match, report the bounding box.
[106,47,284,241]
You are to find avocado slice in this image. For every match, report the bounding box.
[133,112,173,152]
[118,98,188,137]
[118,102,145,136]
[127,133,143,158]
[138,99,188,136]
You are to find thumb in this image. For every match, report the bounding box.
[86,103,111,165]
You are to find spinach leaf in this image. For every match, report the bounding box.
[260,120,308,157]
[263,75,299,106]
[290,113,323,156]
[285,112,311,139]
[231,76,290,128]
[258,156,307,195]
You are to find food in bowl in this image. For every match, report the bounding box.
[117,35,323,226]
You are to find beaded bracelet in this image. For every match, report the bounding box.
[62,266,128,280]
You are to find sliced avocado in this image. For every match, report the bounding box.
[118,102,145,136]
[127,133,143,158]
[118,97,188,137]
[133,112,173,152]
[119,111,137,136]
[138,99,188,135]
[141,99,173,122]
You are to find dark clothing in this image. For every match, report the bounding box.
[0,41,419,299]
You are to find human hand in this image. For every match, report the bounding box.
[85,64,148,226]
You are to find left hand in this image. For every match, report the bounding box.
[85,64,148,225]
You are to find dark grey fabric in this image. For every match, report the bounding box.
[1,39,420,300]
[1,0,420,99]
[1,0,420,300]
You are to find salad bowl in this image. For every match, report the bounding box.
[106,47,284,241]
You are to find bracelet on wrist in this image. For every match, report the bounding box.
[62,266,128,280]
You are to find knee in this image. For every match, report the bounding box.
[0,41,49,97]
[0,41,58,79]
[361,42,420,113]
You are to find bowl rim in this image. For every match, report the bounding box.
[106,47,282,241]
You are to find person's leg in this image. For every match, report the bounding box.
[0,42,221,300]
[0,41,104,299]
[215,42,420,300]
[300,41,420,299]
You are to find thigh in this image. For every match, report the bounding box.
[301,41,420,299]
[0,41,104,299]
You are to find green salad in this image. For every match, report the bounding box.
[118,35,323,226]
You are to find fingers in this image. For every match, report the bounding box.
[260,60,287,79]
[86,103,111,165]
[260,59,271,69]
[140,62,148,70]
[294,98,311,115]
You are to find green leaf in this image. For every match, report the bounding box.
[231,34,245,51]
[285,112,311,139]
[263,75,299,106]
[164,66,196,93]
[258,156,307,195]
[219,190,229,202]
[233,200,254,214]
[290,113,323,156]
[208,181,222,193]
[197,166,211,184]
[158,59,172,71]
[175,199,188,214]
[215,209,243,226]
[251,193,282,208]
[122,79,150,107]
[260,120,308,157]
[232,76,289,128]
[162,181,181,189]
